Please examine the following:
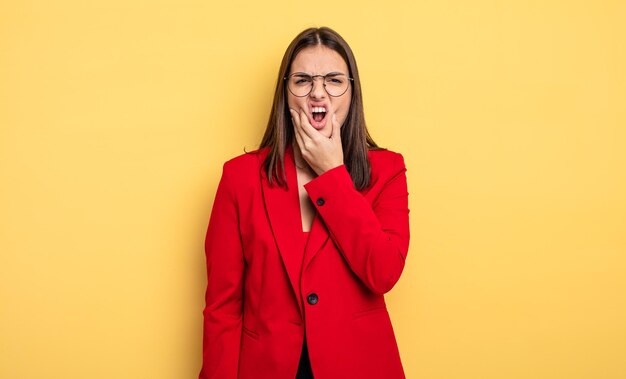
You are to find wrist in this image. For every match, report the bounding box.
[318,162,344,176]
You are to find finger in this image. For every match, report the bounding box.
[291,107,304,133]
[298,108,318,140]
[326,103,339,139]
[289,108,299,129]
[293,122,304,152]
[292,109,309,148]
[325,102,335,135]
[290,108,305,147]
[331,113,341,140]
[290,108,306,141]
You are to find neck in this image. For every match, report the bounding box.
[291,141,310,170]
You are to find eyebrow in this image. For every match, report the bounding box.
[292,71,346,76]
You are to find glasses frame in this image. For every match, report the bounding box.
[284,72,354,97]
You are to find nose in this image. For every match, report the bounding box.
[310,77,327,99]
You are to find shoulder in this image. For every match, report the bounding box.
[364,147,407,192]
[218,147,266,190]
[221,146,265,172]
[367,147,406,172]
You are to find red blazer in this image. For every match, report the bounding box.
[199,143,410,379]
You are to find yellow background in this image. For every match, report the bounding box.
[1,1,625,378]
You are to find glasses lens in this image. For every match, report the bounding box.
[324,74,350,97]
[287,74,312,97]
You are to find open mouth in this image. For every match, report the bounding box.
[312,106,327,123]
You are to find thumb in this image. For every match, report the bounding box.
[331,114,341,140]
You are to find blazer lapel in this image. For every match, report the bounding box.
[302,206,329,274]
[259,144,304,316]
[259,144,330,317]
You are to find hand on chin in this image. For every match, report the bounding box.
[290,107,344,176]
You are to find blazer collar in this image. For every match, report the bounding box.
[258,143,330,317]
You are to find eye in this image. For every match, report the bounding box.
[326,76,345,85]
[293,76,312,85]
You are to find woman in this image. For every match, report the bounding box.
[199,26,410,379]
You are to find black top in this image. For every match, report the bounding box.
[296,336,313,378]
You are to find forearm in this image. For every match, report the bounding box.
[304,154,410,294]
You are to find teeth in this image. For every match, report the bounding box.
[312,107,326,113]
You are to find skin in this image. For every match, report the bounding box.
[286,45,353,231]
[288,45,352,177]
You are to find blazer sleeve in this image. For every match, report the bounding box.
[304,152,410,295]
[199,162,244,379]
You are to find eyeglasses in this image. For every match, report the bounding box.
[284,72,354,97]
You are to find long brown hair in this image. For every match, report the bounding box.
[257,26,384,191]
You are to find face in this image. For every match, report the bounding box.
[286,45,352,138]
